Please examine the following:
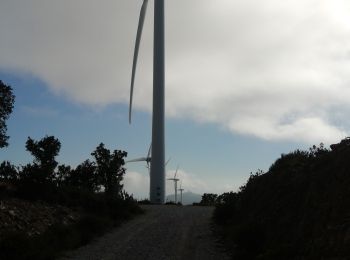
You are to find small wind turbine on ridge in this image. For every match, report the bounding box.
[126,143,171,172]
[178,181,184,205]
[126,143,152,169]
[167,165,180,203]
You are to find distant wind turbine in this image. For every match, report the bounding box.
[178,181,184,205]
[167,165,180,203]
[126,143,170,172]
[125,143,152,169]
[129,0,166,204]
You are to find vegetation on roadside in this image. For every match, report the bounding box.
[0,81,142,259]
[214,138,350,259]
[0,80,15,148]
[137,199,151,205]
[0,135,142,259]
[196,193,219,206]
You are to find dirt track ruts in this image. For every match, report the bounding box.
[60,205,230,260]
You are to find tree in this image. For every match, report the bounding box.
[67,160,98,192]
[200,193,218,206]
[0,80,15,148]
[24,136,61,183]
[55,164,72,185]
[0,161,18,181]
[91,143,127,198]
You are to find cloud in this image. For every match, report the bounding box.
[1,0,350,143]
[165,169,209,195]
[228,116,347,143]
[122,171,149,199]
[122,167,227,199]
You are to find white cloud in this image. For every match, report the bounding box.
[1,0,350,143]
[165,168,209,195]
[228,116,347,143]
[123,167,227,200]
[122,171,149,199]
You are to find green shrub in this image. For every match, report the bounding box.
[214,138,350,259]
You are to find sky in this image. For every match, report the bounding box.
[1,0,350,199]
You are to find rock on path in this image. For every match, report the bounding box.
[61,205,230,260]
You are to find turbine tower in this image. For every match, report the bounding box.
[129,0,166,204]
[167,166,180,203]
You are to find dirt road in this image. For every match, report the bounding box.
[61,205,230,260]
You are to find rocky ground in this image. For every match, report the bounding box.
[61,205,231,260]
[0,198,79,239]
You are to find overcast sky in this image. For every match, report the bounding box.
[1,0,350,198]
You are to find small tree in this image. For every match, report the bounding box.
[55,164,72,185]
[0,80,15,148]
[0,161,18,181]
[68,160,98,192]
[200,193,218,206]
[91,143,127,198]
[24,136,61,183]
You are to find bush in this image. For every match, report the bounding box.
[0,161,18,181]
[0,136,143,259]
[214,138,350,259]
[138,199,151,205]
[199,193,218,206]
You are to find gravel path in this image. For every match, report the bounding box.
[60,205,230,260]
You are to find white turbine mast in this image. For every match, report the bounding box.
[167,165,180,203]
[129,0,166,204]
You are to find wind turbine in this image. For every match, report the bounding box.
[126,144,152,169]
[129,0,166,204]
[167,165,180,203]
[178,181,184,205]
[126,143,170,172]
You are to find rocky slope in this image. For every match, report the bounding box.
[0,197,79,240]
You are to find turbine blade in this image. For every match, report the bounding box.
[129,0,149,124]
[165,157,171,166]
[126,157,148,163]
[174,165,179,178]
[147,142,152,158]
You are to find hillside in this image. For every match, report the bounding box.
[214,138,350,259]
